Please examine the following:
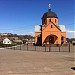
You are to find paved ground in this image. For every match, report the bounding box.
[0,46,75,75]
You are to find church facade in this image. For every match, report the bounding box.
[35,8,66,46]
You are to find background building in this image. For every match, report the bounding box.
[3,38,12,44]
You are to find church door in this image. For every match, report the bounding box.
[49,36,54,44]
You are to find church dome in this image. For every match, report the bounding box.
[42,9,58,18]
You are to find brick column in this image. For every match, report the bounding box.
[58,35,61,44]
[64,37,66,44]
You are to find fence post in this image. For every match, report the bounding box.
[49,45,51,52]
[27,44,28,51]
[59,45,60,52]
[14,46,15,50]
[45,45,46,52]
[5,44,7,48]
[35,46,36,51]
[69,42,70,52]
[20,44,21,50]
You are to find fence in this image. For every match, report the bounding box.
[7,43,74,52]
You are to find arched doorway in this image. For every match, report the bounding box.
[49,35,54,44]
[61,36,64,45]
[43,35,58,45]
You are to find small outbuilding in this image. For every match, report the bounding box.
[72,41,75,45]
[3,38,12,44]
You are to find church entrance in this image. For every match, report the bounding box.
[43,35,58,45]
[49,35,54,44]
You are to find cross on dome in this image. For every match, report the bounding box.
[48,4,51,9]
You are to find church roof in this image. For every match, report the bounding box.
[50,21,61,31]
[51,22,66,32]
[42,9,58,18]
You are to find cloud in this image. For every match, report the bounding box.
[25,32,34,36]
[66,30,75,38]
[67,30,75,33]
[28,32,34,34]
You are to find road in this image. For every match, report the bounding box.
[0,47,75,75]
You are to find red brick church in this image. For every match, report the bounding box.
[35,5,66,46]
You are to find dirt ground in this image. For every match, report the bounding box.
[0,46,75,75]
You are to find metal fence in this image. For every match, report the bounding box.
[7,43,74,52]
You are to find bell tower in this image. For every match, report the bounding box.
[42,4,58,25]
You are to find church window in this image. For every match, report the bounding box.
[49,19,51,22]
[51,25,53,28]
[61,36,64,40]
[55,19,56,23]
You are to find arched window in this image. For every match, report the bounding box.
[49,19,51,22]
[51,25,53,28]
[55,19,56,23]
[61,36,64,40]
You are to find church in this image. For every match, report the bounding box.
[35,5,66,46]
